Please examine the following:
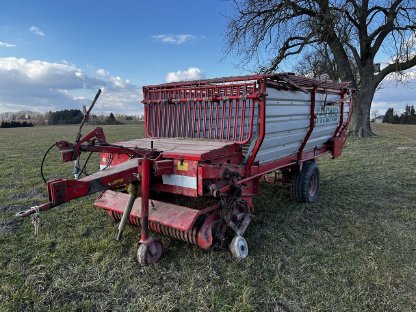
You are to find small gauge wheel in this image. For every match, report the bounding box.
[229,236,248,259]
[137,238,164,265]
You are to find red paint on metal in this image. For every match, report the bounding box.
[240,99,246,140]
[153,160,174,176]
[79,127,106,144]
[196,213,219,250]
[298,87,317,157]
[334,90,346,137]
[152,183,198,197]
[233,99,239,140]
[94,190,219,232]
[140,158,150,242]
[245,78,266,169]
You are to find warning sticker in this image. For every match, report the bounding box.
[177,161,188,171]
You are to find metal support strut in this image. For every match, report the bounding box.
[137,157,164,265]
[140,158,150,242]
[116,182,138,241]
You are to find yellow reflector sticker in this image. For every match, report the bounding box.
[108,178,124,186]
[177,161,188,171]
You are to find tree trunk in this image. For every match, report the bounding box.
[350,87,376,137]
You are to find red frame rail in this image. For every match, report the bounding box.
[143,80,258,143]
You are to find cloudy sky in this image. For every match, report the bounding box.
[0,0,415,116]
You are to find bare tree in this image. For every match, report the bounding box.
[226,0,416,137]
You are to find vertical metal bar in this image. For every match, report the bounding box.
[197,101,202,138]
[144,103,151,138]
[175,103,180,137]
[221,100,226,139]
[227,100,232,140]
[153,104,157,137]
[159,103,164,137]
[172,103,176,137]
[208,101,213,139]
[246,99,254,142]
[171,103,175,137]
[156,103,162,137]
[186,101,191,137]
[166,103,171,137]
[153,103,157,137]
[140,158,150,242]
[180,102,185,137]
[154,104,159,137]
[245,79,266,169]
[174,103,178,137]
[215,102,220,139]
[192,102,197,138]
[240,99,246,141]
[334,91,345,136]
[298,87,317,158]
[233,99,239,141]
[202,101,208,138]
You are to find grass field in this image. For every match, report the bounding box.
[0,123,415,311]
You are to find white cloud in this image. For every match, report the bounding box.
[165,67,204,83]
[152,34,195,45]
[96,68,108,76]
[372,68,416,115]
[0,41,15,48]
[30,26,45,36]
[0,57,142,115]
[95,68,130,88]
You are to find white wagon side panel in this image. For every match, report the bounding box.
[255,87,349,163]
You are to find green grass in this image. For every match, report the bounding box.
[0,123,415,311]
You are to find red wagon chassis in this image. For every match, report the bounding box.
[17,73,354,264]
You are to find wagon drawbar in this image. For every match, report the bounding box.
[16,73,354,265]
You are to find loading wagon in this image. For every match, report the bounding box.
[17,73,354,265]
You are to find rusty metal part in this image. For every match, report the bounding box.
[116,182,139,241]
[220,177,252,237]
[15,202,53,218]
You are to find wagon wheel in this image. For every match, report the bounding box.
[291,161,320,203]
[229,236,248,259]
[137,238,164,266]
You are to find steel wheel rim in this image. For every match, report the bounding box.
[309,174,317,196]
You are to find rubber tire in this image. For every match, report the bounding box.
[137,239,164,266]
[291,161,320,203]
[229,236,248,259]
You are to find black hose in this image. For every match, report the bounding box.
[40,143,57,183]
[79,152,94,177]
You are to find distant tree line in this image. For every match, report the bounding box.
[88,112,123,125]
[1,121,34,128]
[383,105,416,125]
[47,109,83,125]
[0,110,144,126]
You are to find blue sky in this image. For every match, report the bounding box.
[0,0,415,116]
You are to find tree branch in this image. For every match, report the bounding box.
[369,0,403,55]
[267,34,319,72]
[375,54,416,85]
